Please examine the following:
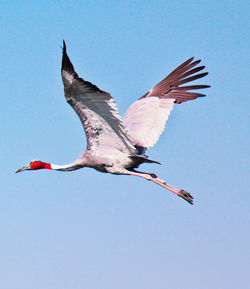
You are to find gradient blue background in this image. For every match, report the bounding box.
[1,1,249,288]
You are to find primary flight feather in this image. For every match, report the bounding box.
[16,41,210,205]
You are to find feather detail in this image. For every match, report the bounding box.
[61,41,136,155]
[124,57,210,149]
[124,98,174,148]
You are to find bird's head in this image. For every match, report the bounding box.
[16,160,51,173]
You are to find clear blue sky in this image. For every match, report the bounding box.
[1,1,249,289]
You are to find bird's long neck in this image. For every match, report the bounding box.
[50,163,82,171]
[40,160,84,171]
[50,161,84,171]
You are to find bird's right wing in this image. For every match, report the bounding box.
[123,57,210,150]
[61,41,136,155]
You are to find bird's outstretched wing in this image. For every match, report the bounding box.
[123,57,210,150]
[61,41,136,155]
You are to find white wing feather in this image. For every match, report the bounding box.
[123,97,174,148]
[123,57,210,149]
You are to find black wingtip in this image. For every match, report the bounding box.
[61,40,75,74]
[63,40,66,51]
[62,40,67,55]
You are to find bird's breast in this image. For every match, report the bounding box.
[83,151,133,174]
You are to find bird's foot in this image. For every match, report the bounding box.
[178,190,194,205]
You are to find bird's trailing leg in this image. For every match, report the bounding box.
[125,169,193,205]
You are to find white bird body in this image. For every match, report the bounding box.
[16,41,210,205]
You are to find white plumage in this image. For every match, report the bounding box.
[124,97,174,148]
[16,41,210,205]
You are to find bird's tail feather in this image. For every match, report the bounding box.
[129,155,162,165]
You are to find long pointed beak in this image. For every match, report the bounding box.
[15,164,31,173]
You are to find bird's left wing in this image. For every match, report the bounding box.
[61,41,136,155]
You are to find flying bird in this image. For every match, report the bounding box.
[16,41,210,205]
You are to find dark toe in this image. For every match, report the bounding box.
[178,190,194,205]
